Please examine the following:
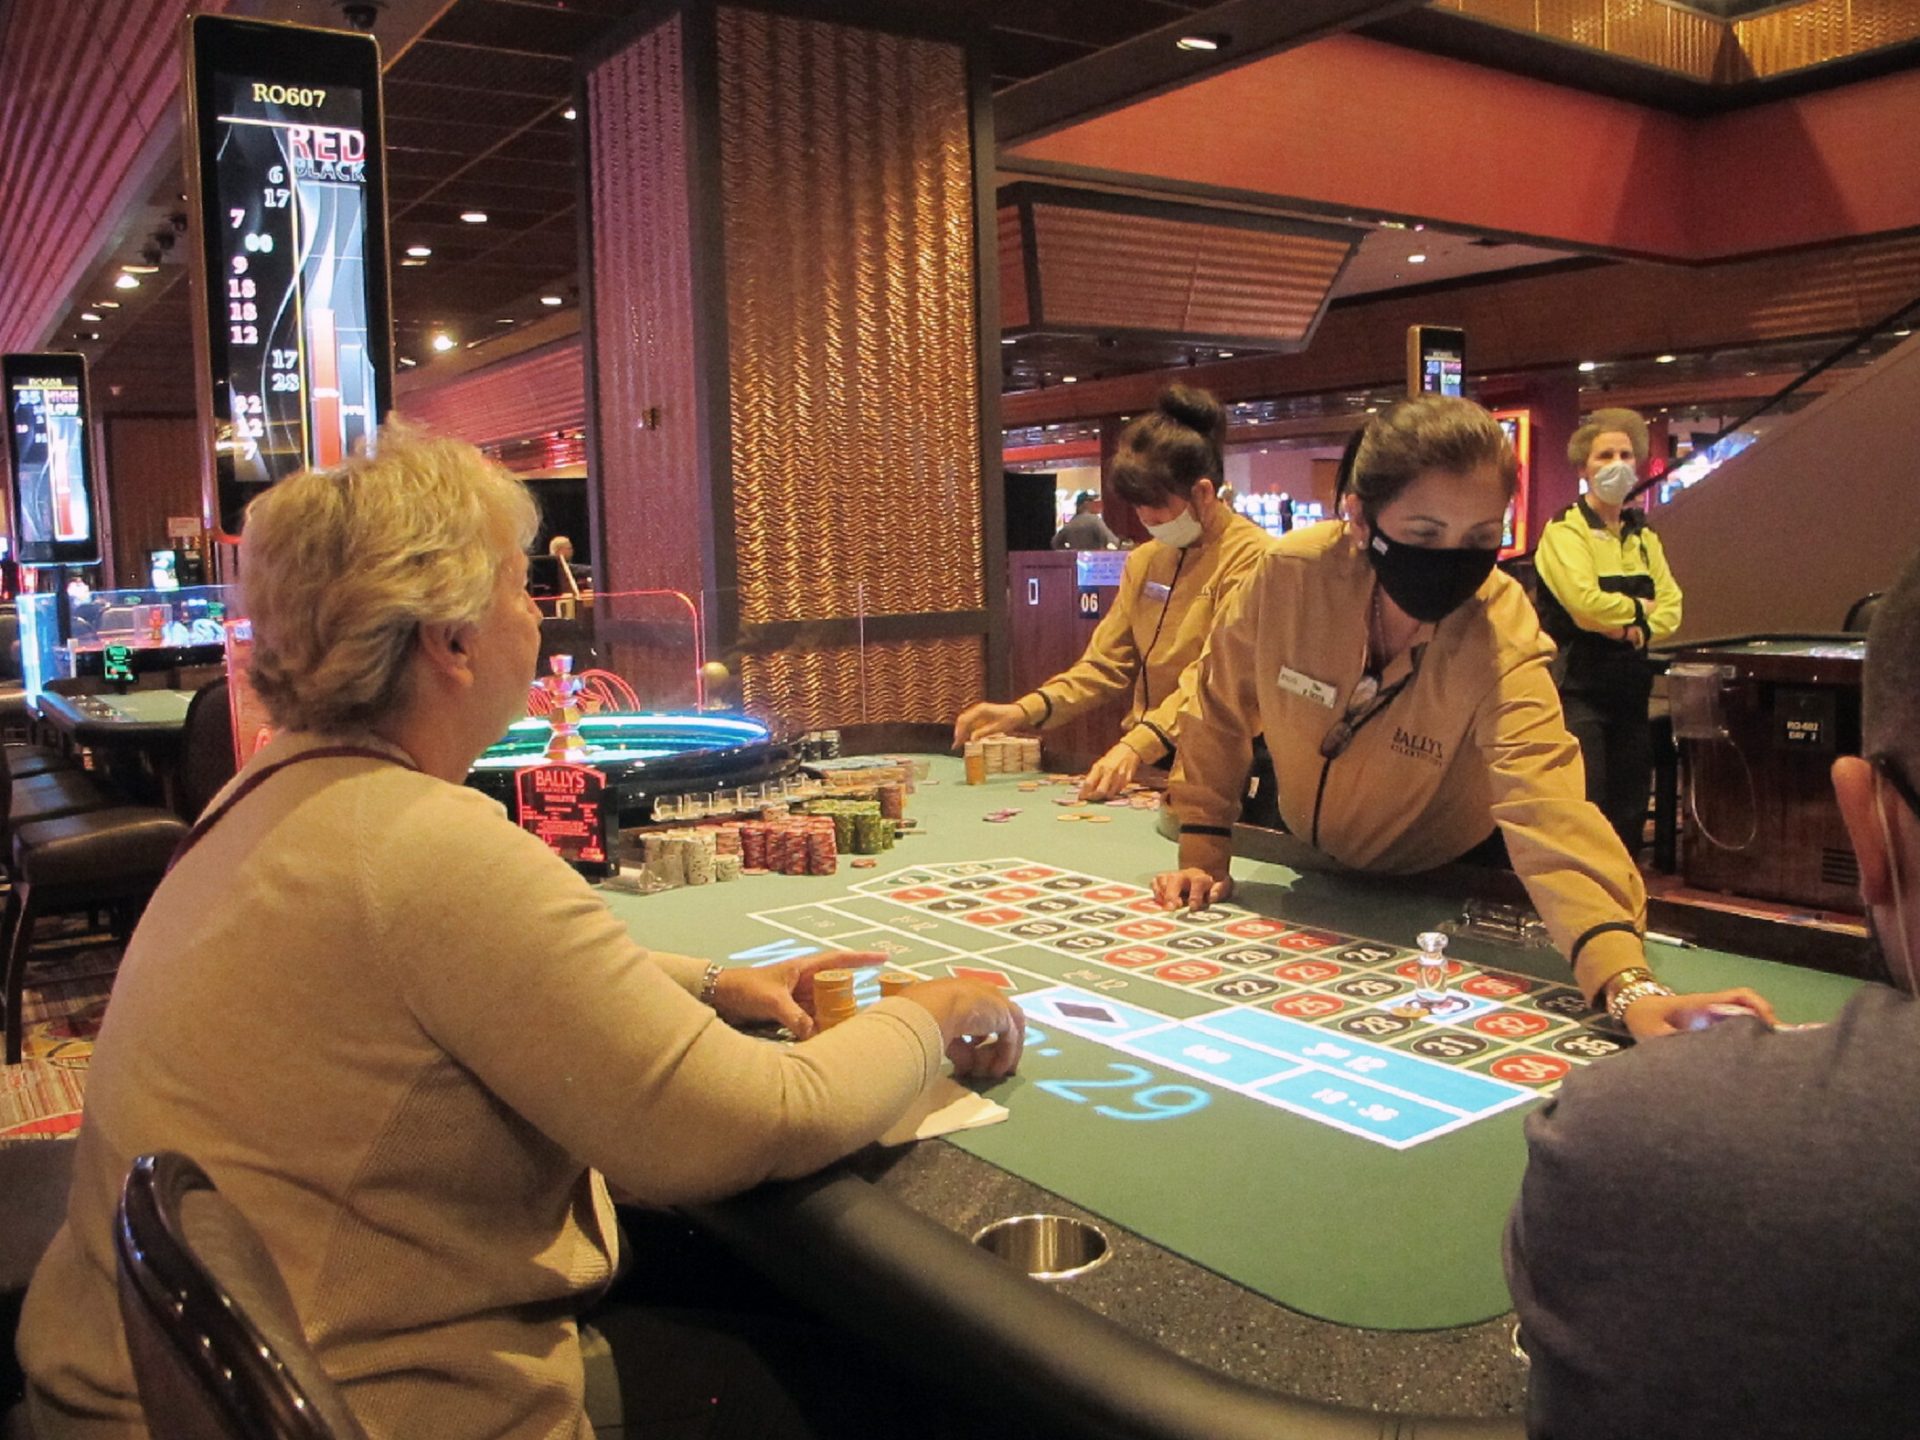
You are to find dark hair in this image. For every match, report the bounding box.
[1332,426,1367,508]
[1350,395,1518,512]
[1110,386,1226,506]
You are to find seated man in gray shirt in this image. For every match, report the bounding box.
[1505,543,1920,1440]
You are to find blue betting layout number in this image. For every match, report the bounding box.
[1034,1059,1211,1123]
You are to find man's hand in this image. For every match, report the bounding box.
[953,701,1027,749]
[1622,986,1777,1039]
[1152,866,1234,914]
[711,950,886,1040]
[1079,742,1141,801]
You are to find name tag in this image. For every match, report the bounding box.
[1277,666,1337,708]
[1143,580,1172,602]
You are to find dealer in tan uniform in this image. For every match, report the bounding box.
[956,385,1276,801]
[1154,396,1772,1038]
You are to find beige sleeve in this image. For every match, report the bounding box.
[1130,538,1272,762]
[1020,550,1149,727]
[1167,564,1268,877]
[365,801,945,1206]
[1471,648,1649,1002]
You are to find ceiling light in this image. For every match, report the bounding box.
[1578,361,1598,373]
[1000,336,1016,346]
[399,356,417,368]
[540,295,564,307]
[1176,34,1223,52]
[114,273,140,289]
[1217,350,1234,358]
[79,311,101,322]
[121,264,159,274]
[1407,253,1427,264]
[1655,353,1677,364]
[405,245,431,258]
[431,333,456,352]
[563,106,577,121]
[94,301,119,309]
[1062,375,1078,383]
[1896,329,1913,337]
[400,258,428,267]
[460,211,488,224]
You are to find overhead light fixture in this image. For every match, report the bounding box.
[1217,350,1234,358]
[94,300,120,309]
[1407,253,1427,264]
[540,295,564,307]
[114,273,140,289]
[80,311,101,322]
[1655,353,1677,364]
[1896,329,1913,337]
[563,106,577,121]
[1062,375,1078,383]
[1000,336,1016,346]
[1578,360,1598,372]
[405,245,431,258]
[460,210,488,224]
[1176,34,1224,52]
[431,332,456,352]
[399,356,417,367]
[121,263,159,274]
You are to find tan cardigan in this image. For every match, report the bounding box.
[1018,504,1277,762]
[20,731,944,1439]
[1170,521,1648,1003]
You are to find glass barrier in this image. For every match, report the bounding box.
[17,582,238,700]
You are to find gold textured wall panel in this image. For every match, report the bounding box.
[999,206,1029,329]
[718,6,983,629]
[1436,0,1917,81]
[741,635,984,728]
[1027,204,1352,343]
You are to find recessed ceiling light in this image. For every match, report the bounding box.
[431,333,456,352]
[94,301,119,309]
[406,245,431,258]
[1000,336,1016,345]
[86,331,100,341]
[1656,353,1677,364]
[1578,360,1598,372]
[400,258,428,267]
[460,211,488,224]
[1407,253,1427,264]
[1062,375,1078,383]
[121,264,159,274]
[399,356,417,367]
[563,107,577,121]
[114,273,140,289]
[1896,329,1913,337]
[496,318,515,325]
[1176,34,1223,51]
[1217,350,1234,358]
[540,295,564,307]
[80,311,101,322]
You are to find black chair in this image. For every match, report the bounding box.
[1844,591,1885,633]
[115,1153,368,1440]
[176,680,237,822]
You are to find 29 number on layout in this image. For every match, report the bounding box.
[1026,1030,1209,1122]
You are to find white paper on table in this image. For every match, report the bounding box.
[878,1076,1010,1147]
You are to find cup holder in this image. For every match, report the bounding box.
[971,1213,1111,1281]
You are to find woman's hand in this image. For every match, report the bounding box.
[1622,986,1777,1039]
[953,701,1027,748]
[1153,866,1234,914]
[895,979,1027,1079]
[1079,742,1141,801]
[711,950,886,1040]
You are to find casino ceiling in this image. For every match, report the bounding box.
[11,0,1920,416]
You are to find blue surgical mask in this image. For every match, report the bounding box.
[1590,460,1637,507]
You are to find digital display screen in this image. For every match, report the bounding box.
[1407,326,1467,401]
[1421,353,1463,398]
[3,353,101,566]
[188,16,391,537]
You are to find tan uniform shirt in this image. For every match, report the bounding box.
[1170,521,1647,1002]
[1019,504,1277,761]
[21,731,945,1440]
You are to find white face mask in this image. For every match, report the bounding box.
[1145,506,1203,549]
[1590,459,1637,506]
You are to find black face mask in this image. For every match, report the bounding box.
[1364,520,1500,624]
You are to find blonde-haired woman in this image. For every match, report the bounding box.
[18,425,1021,1439]
[1534,407,1683,855]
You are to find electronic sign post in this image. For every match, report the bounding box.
[184,15,393,541]
[1407,325,1467,400]
[3,353,104,571]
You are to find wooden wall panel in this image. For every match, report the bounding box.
[103,416,201,588]
[396,337,585,448]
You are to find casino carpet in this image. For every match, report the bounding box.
[0,943,117,1141]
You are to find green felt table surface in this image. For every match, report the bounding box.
[601,756,1857,1332]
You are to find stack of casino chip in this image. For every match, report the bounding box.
[812,969,858,1030]
[877,782,905,821]
[682,833,716,886]
[804,818,838,875]
[877,971,916,998]
[714,853,743,883]
[740,822,769,871]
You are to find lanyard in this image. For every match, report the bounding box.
[168,745,418,873]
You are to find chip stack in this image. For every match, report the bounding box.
[682,833,715,886]
[740,822,769,871]
[813,969,858,1030]
[715,853,743,883]
[878,971,916,998]
[964,740,986,785]
[877,782,905,821]
[805,818,838,876]
[1021,736,1043,772]
[657,836,687,887]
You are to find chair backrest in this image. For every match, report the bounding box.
[177,679,238,821]
[115,1152,369,1440]
[1844,591,1885,634]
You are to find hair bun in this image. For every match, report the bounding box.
[1157,384,1225,441]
